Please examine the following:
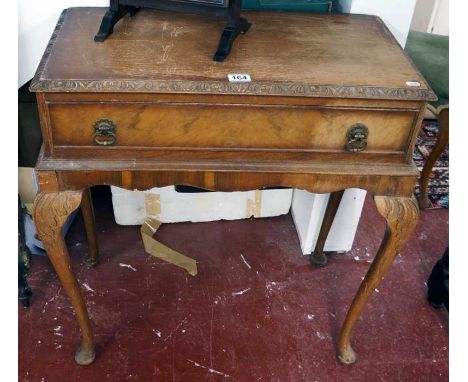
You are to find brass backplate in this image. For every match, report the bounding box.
[345,123,369,152]
[93,119,116,146]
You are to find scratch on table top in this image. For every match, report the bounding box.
[172,26,184,37]
[161,44,172,62]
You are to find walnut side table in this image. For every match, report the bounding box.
[30,7,435,366]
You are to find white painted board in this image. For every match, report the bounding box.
[291,189,366,255]
[111,186,293,225]
[430,0,449,35]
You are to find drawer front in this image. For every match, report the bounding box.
[48,102,416,155]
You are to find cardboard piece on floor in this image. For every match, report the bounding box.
[141,218,198,276]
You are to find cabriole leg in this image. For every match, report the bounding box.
[81,188,99,267]
[337,195,419,364]
[310,190,345,266]
[33,191,96,365]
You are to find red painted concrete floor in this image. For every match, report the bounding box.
[19,187,449,381]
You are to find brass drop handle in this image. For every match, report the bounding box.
[93,119,116,146]
[345,123,369,152]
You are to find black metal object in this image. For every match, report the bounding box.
[95,0,250,61]
[427,247,449,311]
[19,263,32,308]
[18,195,32,308]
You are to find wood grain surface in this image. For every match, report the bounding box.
[48,100,416,151]
[30,8,436,101]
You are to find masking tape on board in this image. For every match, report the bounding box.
[141,217,198,276]
[144,193,161,217]
[246,189,263,218]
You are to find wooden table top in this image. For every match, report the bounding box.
[31,7,435,101]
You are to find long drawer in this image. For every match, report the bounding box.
[43,98,421,163]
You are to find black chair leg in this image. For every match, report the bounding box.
[427,247,449,311]
[18,194,32,307]
[213,17,251,62]
[19,262,32,308]
[94,5,140,42]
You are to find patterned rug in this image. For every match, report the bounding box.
[413,120,449,209]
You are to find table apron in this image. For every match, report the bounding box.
[35,169,418,197]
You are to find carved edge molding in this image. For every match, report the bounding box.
[29,78,437,101]
[29,9,437,102]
